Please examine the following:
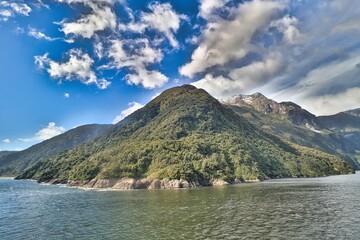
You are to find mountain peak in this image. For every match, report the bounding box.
[251,92,267,99]
[224,92,287,115]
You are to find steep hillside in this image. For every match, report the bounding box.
[224,94,360,168]
[17,86,353,187]
[224,93,323,130]
[0,151,16,159]
[0,124,111,176]
[318,109,360,163]
[319,109,360,131]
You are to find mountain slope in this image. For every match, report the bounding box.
[18,85,353,186]
[224,93,323,130]
[318,109,360,163]
[0,124,111,176]
[319,109,360,131]
[224,94,360,168]
[0,151,16,158]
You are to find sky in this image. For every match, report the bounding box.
[0,0,360,151]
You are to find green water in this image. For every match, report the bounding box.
[1,173,360,239]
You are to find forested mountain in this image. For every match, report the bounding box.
[224,93,360,169]
[17,85,354,187]
[0,124,111,176]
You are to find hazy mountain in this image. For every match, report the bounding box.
[17,85,353,186]
[319,109,360,131]
[0,151,17,159]
[224,93,360,168]
[0,124,111,176]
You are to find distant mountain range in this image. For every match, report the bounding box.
[223,92,360,168]
[0,124,111,176]
[11,85,355,189]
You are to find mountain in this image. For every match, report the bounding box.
[0,124,111,176]
[0,151,17,158]
[319,109,360,131]
[224,93,323,130]
[17,85,353,188]
[223,93,360,168]
[318,109,360,163]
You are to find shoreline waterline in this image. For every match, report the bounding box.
[3,171,356,192]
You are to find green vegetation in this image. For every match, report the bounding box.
[229,104,360,168]
[17,85,354,184]
[0,124,111,176]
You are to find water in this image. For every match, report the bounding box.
[1,173,360,240]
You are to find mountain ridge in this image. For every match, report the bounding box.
[16,85,354,189]
[0,124,111,176]
[223,93,360,168]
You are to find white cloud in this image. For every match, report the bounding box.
[35,49,110,89]
[331,19,360,34]
[56,0,114,5]
[112,102,144,124]
[2,139,10,144]
[0,2,31,21]
[300,88,360,116]
[192,74,235,98]
[276,53,360,101]
[228,52,283,88]
[56,0,116,39]
[125,69,168,89]
[119,2,187,48]
[191,59,282,98]
[64,92,70,98]
[104,38,168,89]
[199,0,229,20]
[270,15,304,45]
[141,3,187,48]
[94,41,104,59]
[180,0,285,78]
[19,122,65,142]
[28,27,59,41]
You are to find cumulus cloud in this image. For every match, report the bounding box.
[2,139,10,144]
[56,0,116,39]
[125,69,168,89]
[0,1,31,21]
[112,102,144,124]
[198,0,229,20]
[270,15,304,45]
[192,74,235,98]
[180,0,285,78]
[119,3,187,48]
[19,122,65,142]
[35,49,110,89]
[104,38,168,89]
[64,92,70,98]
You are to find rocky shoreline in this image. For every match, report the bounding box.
[42,177,260,190]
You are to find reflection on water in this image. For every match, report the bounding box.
[1,173,360,240]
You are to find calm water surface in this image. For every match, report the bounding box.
[1,173,360,240]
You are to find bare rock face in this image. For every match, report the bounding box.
[92,179,118,188]
[113,178,136,189]
[67,180,89,187]
[225,93,288,115]
[134,179,152,189]
[84,179,97,188]
[66,177,203,190]
[211,179,230,186]
[148,179,162,190]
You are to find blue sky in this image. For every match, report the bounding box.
[0,0,360,151]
